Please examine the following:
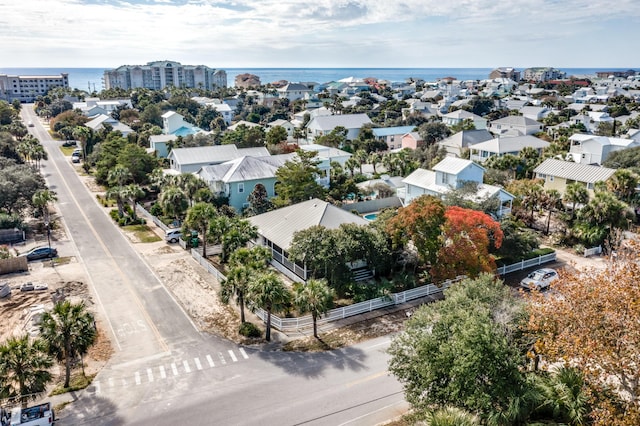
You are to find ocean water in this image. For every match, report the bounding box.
[0,66,633,92]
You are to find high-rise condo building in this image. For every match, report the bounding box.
[103,60,227,91]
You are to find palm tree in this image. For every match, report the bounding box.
[248,272,291,341]
[564,182,589,222]
[344,157,359,177]
[0,335,53,407]
[535,367,589,425]
[354,149,368,174]
[368,152,381,174]
[159,186,188,223]
[221,266,252,323]
[423,406,480,426]
[39,301,97,389]
[32,189,58,223]
[542,189,563,235]
[217,218,258,263]
[72,126,91,165]
[107,165,132,187]
[106,185,128,217]
[294,279,334,338]
[185,202,217,257]
[606,168,639,202]
[175,174,207,207]
[122,184,145,220]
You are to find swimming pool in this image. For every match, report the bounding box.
[363,213,378,221]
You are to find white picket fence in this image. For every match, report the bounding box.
[254,276,466,333]
[495,252,556,276]
[584,245,602,257]
[136,203,170,233]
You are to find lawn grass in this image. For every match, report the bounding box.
[123,224,162,243]
[50,373,95,396]
[60,146,76,156]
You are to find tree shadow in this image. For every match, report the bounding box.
[252,341,369,379]
[55,393,125,425]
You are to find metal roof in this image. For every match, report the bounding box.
[534,159,615,183]
[470,135,549,154]
[168,145,269,166]
[433,157,483,174]
[372,126,416,137]
[248,199,368,249]
[308,113,372,131]
[198,156,280,183]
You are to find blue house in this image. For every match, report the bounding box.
[195,154,294,213]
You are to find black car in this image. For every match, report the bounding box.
[21,246,58,261]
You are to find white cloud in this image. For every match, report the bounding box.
[2,0,639,67]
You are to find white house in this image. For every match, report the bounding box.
[402,157,513,217]
[568,134,640,165]
[207,103,234,125]
[469,135,550,163]
[84,114,133,137]
[276,83,314,101]
[487,116,543,136]
[306,113,372,141]
[266,119,296,137]
[162,111,201,136]
[441,110,487,130]
[437,129,494,157]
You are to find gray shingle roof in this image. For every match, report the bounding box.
[438,129,493,148]
[248,198,368,249]
[198,156,280,183]
[533,159,615,183]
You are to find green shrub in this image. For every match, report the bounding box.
[239,322,261,338]
[109,209,120,221]
[149,203,163,217]
[0,213,23,230]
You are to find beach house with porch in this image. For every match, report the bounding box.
[247,199,369,282]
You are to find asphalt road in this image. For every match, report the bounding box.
[20,106,408,426]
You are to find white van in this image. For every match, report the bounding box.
[165,229,182,243]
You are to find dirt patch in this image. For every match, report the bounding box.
[283,310,408,351]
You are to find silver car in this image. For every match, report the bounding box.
[520,268,558,291]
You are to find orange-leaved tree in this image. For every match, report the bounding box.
[386,195,446,268]
[525,241,640,424]
[431,206,503,281]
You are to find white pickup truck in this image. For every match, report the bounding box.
[1,402,55,426]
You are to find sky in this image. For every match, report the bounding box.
[1,0,639,68]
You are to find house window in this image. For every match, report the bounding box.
[549,176,554,182]
[587,182,594,190]
[238,183,244,193]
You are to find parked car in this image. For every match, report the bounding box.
[28,121,34,127]
[520,268,558,291]
[71,154,81,163]
[165,229,182,243]
[20,246,58,261]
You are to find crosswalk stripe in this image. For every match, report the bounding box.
[206,355,215,367]
[147,368,154,383]
[159,365,166,379]
[135,372,141,385]
[218,352,226,365]
[183,360,192,373]
[239,348,249,359]
[194,357,203,370]
[108,378,114,388]
[171,363,179,376]
[228,350,238,362]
